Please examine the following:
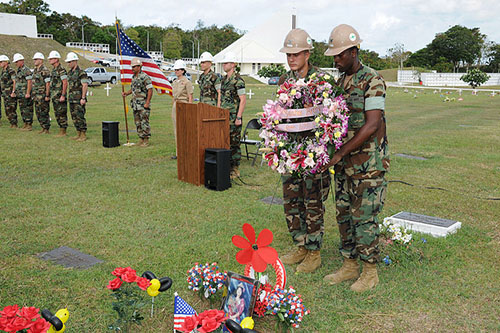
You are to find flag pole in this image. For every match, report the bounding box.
[115,19,133,146]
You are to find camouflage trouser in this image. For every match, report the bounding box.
[335,171,387,264]
[69,102,87,131]
[2,96,17,125]
[282,171,331,251]
[34,95,50,129]
[52,99,68,128]
[229,112,242,167]
[133,104,150,139]
[18,96,33,124]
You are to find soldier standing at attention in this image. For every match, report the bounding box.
[66,52,89,142]
[122,58,153,147]
[277,29,331,273]
[171,59,193,159]
[32,52,51,134]
[12,53,33,131]
[0,55,18,128]
[198,52,221,106]
[48,51,68,137]
[219,52,246,179]
[321,24,389,292]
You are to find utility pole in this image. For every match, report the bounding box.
[147,31,149,52]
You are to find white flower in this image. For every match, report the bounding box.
[304,157,315,168]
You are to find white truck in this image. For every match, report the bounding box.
[85,67,118,84]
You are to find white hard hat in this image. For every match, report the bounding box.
[220,52,237,64]
[13,53,24,62]
[48,50,61,59]
[131,58,142,66]
[65,52,79,62]
[173,59,186,70]
[199,51,214,63]
[0,55,9,62]
[33,52,45,60]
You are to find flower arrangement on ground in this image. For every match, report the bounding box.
[107,266,151,332]
[0,305,50,333]
[379,220,425,265]
[265,287,310,332]
[178,309,226,333]
[187,263,227,302]
[260,72,349,178]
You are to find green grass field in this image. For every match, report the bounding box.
[0,83,499,332]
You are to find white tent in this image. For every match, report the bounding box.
[214,11,293,76]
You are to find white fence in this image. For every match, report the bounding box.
[398,70,500,86]
[37,33,53,39]
[66,42,110,54]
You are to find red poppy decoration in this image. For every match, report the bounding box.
[232,223,278,272]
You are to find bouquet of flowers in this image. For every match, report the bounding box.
[265,287,310,332]
[379,220,426,266]
[107,266,152,332]
[187,263,227,301]
[178,309,226,333]
[380,220,413,245]
[260,72,349,178]
[0,305,50,333]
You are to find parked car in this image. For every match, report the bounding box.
[268,76,280,85]
[101,58,119,67]
[161,64,173,71]
[85,67,117,84]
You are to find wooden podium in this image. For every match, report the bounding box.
[176,102,229,186]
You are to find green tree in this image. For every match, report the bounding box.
[387,43,410,69]
[0,0,49,15]
[125,28,139,41]
[257,64,286,78]
[309,40,333,67]
[485,43,500,73]
[460,69,490,88]
[406,47,432,68]
[163,29,182,59]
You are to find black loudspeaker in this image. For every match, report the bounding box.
[205,148,231,191]
[102,121,120,148]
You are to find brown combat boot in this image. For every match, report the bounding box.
[43,129,50,134]
[19,123,27,130]
[77,131,87,142]
[137,138,144,146]
[296,250,321,273]
[10,123,18,129]
[139,137,149,147]
[350,262,379,292]
[71,131,81,140]
[25,124,32,131]
[281,246,308,265]
[323,258,360,285]
[38,128,45,134]
[55,128,67,137]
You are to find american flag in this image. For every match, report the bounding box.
[173,292,197,331]
[116,21,172,96]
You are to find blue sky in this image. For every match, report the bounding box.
[42,0,500,56]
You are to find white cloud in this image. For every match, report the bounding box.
[370,12,401,31]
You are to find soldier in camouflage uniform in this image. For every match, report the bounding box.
[32,52,51,134]
[277,29,331,274]
[0,55,18,128]
[322,24,389,292]
[48,51,69,137]
[219,52,246,179]
[198,52,221,106]
[13,54,34,131]
[66,52,89,141]
[122,58,153,147]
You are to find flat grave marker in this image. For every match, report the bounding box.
[384,211,462,237]
[38,246,103,269]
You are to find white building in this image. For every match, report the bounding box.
[0,12,37,38]
[214,11,293,76]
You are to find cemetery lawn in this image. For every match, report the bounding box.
[0,83,499,332]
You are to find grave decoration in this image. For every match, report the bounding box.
[42,308,69,333]
[187,263,227,302]
[0,305,51,333]
[379,219,425,265]
[259,73,349,178]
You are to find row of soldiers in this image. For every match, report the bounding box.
[0,51,89,141]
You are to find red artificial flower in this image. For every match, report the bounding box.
[197,309,225,323]
[19,306,40,321]
[198,317,220,333]
[232,223,278,272]
[121,270,138,283]
[179,315,198,332]
[0,304,19,318]
[136,277,151,291]
[111,267,127,278]
[27,318,51,333]
[8,315,32,331]
[107,277,123,290]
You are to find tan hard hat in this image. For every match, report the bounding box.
[324,24,363,56]
[279,28,314,53]
[131,58,142,67]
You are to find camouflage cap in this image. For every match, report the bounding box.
[279,28,314,53]
[324,24,362,56]
[131,58,142,67]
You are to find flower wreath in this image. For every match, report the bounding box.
[259,72,349,177]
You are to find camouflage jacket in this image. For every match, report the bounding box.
[220,72,245,113]
[50,64,68,99]
[32,65,51,96]
[67,66,89,103]
[15,65,32,96]
[199,70,221,105]
[0,66,15,97]
[337,63,389,179]
[131,71,153,101]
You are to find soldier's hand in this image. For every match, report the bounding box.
[45,96,50,102]
[121,92,127,97]
[10,92,15,98]
[320,153,341,173]
[25,93,30,99]
[59,96,65,102]
[80,98,86,106]
[144,102,150,109]
[235,119,242,126]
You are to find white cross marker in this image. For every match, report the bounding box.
[104,83,112,97]
[246,89,255,99]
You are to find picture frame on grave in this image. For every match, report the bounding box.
[221,271,260,325]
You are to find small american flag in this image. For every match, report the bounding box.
[116,21,173,96]
[173,292,197,331]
